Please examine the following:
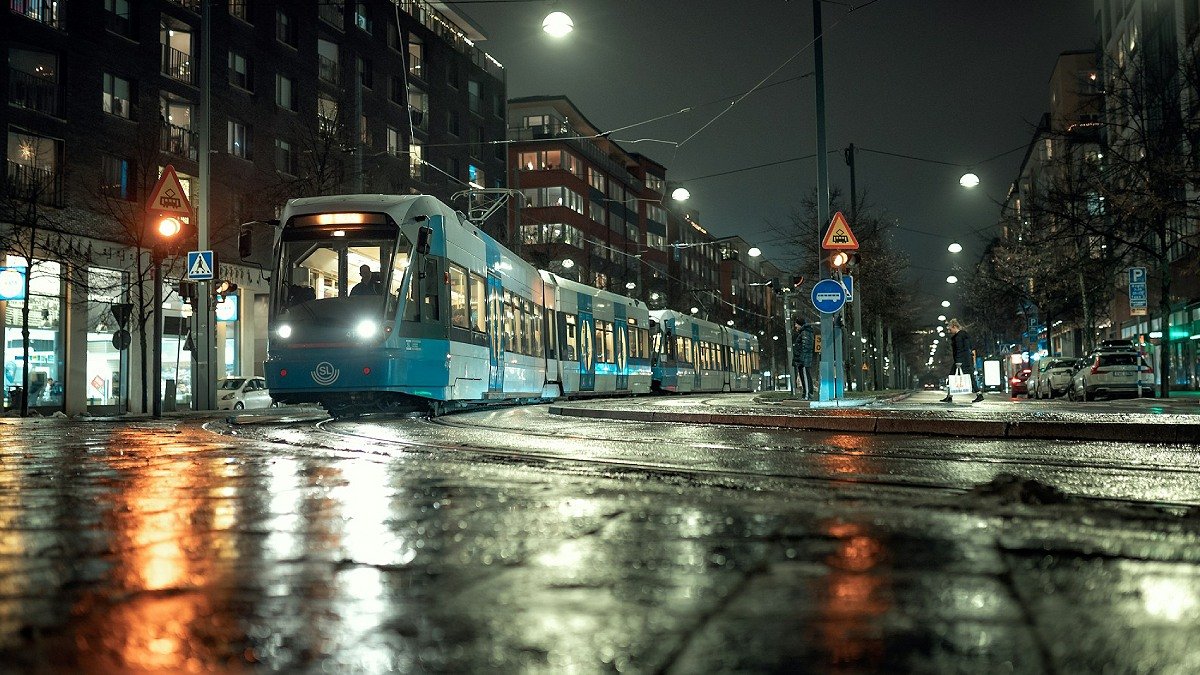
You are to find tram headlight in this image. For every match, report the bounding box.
[276,324,292,339]
[355,320,378,339]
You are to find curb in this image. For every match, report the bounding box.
[547,405,1200,443]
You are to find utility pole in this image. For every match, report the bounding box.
[194,0,216,411]
[812,0,841,401]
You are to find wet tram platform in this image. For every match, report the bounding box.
[550,389,1200,444]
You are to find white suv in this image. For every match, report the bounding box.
[1031,357,1076,399]
[217,376,274,410]
[1068,351,1155,401]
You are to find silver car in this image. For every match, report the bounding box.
[1068,351,1155,401]
[1031,357,1076,399]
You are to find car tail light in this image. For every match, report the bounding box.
[1010,377,1021,384]
[1090,357,1101,375]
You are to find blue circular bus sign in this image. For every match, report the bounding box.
[810,278,846,314]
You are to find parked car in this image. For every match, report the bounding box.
[1030,357,1076,399]
[1010,367,1033,397]
[217,376,274,410]
[1068,351,1155,401]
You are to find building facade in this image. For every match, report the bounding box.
[2,0,506,413]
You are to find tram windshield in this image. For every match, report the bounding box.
[272,226,413,338]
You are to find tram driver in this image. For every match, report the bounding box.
[351,264,381,296]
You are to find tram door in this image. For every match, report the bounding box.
[692,323,702,391]
[487,274,504,392]
[578,296,595,391]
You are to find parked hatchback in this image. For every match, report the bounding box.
[1068,352,1154,401]
[217,376,274,410]
[1031,357,1076,399]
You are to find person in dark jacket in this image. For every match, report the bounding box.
[792,317,816,399]
[941,318,983,403]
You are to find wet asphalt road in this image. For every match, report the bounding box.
[1,400,1199,673]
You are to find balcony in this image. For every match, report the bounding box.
[162,44,194,85]
[319,2,343,27]
[10,0,61,28]
[167,0,200,11]
[407,52,424,80]
[162,122,198,161]
[318,55,340,85]
[4,160,62,206]
[8,69,59,116]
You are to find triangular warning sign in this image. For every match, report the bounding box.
[821,211,859,250]
[188,254,212,278]
[146,165,193,216]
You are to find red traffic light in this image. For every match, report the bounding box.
[157,216,183,238]
[829,251,849,269]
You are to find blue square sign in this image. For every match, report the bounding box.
[186,250,215,281]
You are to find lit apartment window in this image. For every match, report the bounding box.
[6,130,62,205]
[408,140,424,179]
[645,174,664,193]
[317,96,338,136]
[468,164,485,188]
[588,168,605,192]
[408,88,428,130]
[12,0,61,27]
[354,2,371,32]
[102,72,131,118]
[275,74,294,110]
[228,0,248,22]
[101,154,135,200]
[227,119,250,158]
[407,36,424,79]
[228,51,251,90]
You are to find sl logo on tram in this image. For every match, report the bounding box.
[311,361,340,386]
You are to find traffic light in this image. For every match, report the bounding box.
[829,250,850,271]
[148,214,195,253]
[176,281,198,305]
[215,280,239,302]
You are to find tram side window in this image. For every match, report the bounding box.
[676,336,689,364]
[517,297,529,355]
[531,304,543,358]
[422,258,439,320]
[504,291,516,352]
[469,273,486,332]
[448,264,469,329]
[563,314,577,360]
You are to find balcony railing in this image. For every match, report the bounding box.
[394,0,504,81]
[8,69,59,116]
[4,161,62,206]
[10,0,60,28]
[319,2,342,27]
[162,123,198,161]
[318,55,340,85]
[162,44,194,85]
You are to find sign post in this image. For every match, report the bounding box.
[1128,266,1148,317]
[817,212,859,400]
[146,165,194,418]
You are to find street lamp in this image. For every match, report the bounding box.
[625,281,636,290]
[938,314,946,321]
[671,186,691,202]
[690,306,699,314]
[542,10,573,37]
[946,275,958,284]
[941,300,951,308]
[959,173,980,188]
[559,258,574,269]
[947,242,963,254]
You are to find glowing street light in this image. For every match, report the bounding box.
[559,258,574,269]
[542,10,573,37]
[938,314,946,321]
[941,300,951,308]
[959,172,980,188]
[946,275,958,284]
[947,242,963,254]
[747,247,762,258]
[671,186,691,202]
[625,281,636,290]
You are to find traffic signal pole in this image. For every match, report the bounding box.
[152,251,163,418]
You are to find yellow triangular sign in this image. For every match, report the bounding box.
[821,211,859,250]
[146,165,193,216]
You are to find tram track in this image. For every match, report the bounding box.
[209,408,1200,515]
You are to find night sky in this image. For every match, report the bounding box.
[461,0,1096,302]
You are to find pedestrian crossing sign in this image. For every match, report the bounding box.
[186,250,215,280]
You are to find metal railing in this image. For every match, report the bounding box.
[8,69,59,116]
[162,44,194,85]
[394,0,504,81]
[318,54,340,85]
[10,0,60,28]
[408,53,424,79]
[4,161,62,206]
[162,123,198,161]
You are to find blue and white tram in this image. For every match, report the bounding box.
[263,194,652,416]
[649,309,760,393]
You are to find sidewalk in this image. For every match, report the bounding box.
[548,389,1200,443]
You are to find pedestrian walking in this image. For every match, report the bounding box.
[792,317,816,400]
[941,318,983,403]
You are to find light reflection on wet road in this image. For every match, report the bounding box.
[1,407,1198,673]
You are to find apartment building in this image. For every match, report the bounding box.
[1,0,507,413]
